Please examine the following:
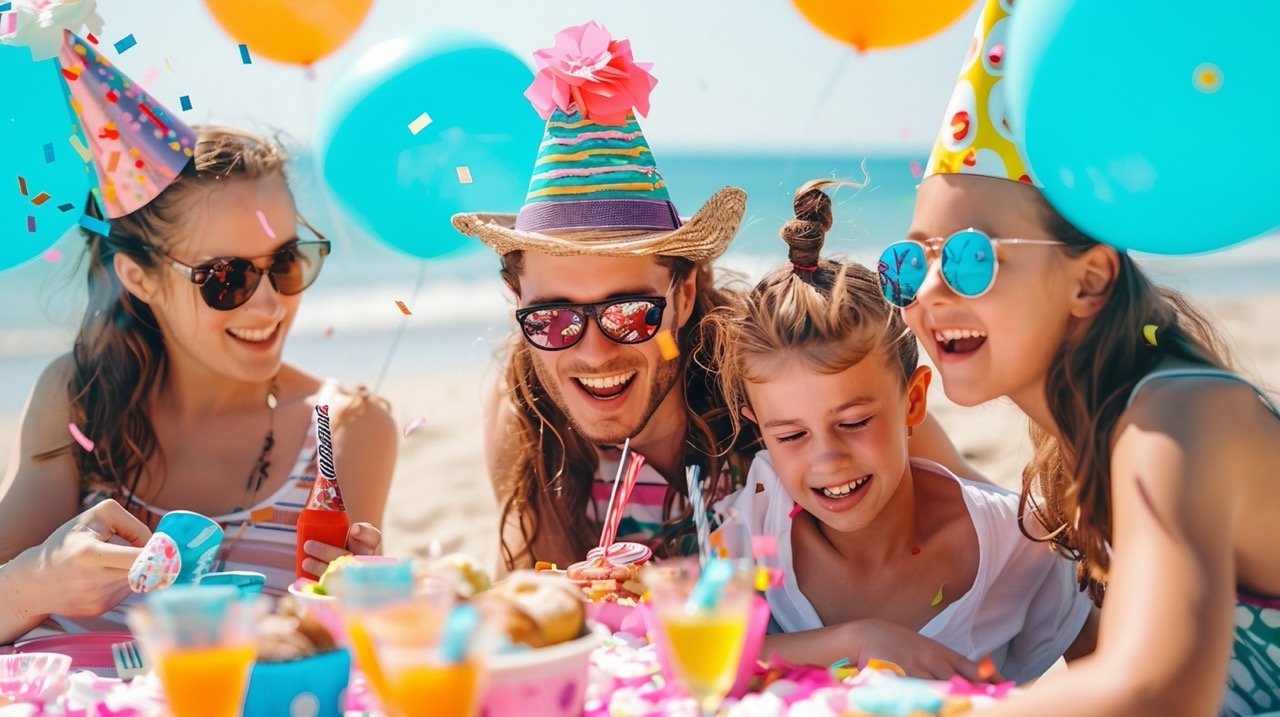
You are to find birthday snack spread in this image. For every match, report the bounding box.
[566,541,653,603]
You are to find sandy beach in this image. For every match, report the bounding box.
[2,291,1276,572]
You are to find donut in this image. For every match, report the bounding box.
[484,570,585,648]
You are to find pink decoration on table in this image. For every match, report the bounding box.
[524,21,657,126]
[946,674,1016,699]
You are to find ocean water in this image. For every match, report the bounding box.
[2,152,1278,414]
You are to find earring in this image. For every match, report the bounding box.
[907,426,914,437]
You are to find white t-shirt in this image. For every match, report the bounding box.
[713,451,1092,684]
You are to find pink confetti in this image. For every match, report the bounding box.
[909,160,923,179]
[788,502,803,519]
[255,209,275,238]
[68,423,95,452]
[751,534,779,559]
[43,248,63,263]
[402,416,428,438]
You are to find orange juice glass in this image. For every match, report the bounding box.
[359,597,484,717]
[127,585,265,717]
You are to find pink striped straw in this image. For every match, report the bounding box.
[599,451,646,550]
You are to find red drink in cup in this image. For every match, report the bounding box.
[296,404,350,580]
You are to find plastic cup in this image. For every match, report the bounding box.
[126,585,265,717]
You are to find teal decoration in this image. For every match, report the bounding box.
[1005,0,1280,254]
[1,43,93,272]
[317,30,543,259]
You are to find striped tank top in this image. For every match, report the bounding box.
[56,382,332,632]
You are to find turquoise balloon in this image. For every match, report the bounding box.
[317,31,543,259]
[1,44,94,272]
[1005,0,1280,255]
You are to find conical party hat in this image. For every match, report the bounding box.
[924,0,1038,187]
[57,31,195,217]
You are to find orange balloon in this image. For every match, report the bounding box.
[204,0,375,66]
[791,0,975,53]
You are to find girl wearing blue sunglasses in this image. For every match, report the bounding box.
[898,1,1280,712]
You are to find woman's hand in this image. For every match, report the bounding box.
[848,618,1005,683]
[22,500,151,618]
[299,521,382,577]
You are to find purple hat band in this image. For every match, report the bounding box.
[515,199,684,233]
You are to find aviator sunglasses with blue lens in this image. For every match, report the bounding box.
[876,228,1060,308]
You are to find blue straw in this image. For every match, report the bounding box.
[686,558,733,612]
[437,603,480,664]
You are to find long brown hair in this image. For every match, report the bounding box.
[496,251,755,569]
[39,126,290,502]
[1019,202,1234,604]
[706,179,918,440]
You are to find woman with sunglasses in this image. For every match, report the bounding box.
[883,2,1280,714]
[0,127,396,642]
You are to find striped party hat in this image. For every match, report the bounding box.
[452,21,744,262]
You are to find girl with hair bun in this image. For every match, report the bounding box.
[707,180,1096,683]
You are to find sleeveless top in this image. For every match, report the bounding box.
[1126,369,1280,716]
[57,380,335,632]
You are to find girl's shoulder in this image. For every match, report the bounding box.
[277,365,396,443]
[911,458,1020,519]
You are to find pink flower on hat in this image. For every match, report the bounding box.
[525,21,657,127]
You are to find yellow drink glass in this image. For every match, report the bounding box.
[645,558,754,715]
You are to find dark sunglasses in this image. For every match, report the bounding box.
[877,228,1059,308]
[155,222,330,311]
[516,295,668,351]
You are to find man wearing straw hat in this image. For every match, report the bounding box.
[453,22,970,571]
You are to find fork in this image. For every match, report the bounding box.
[110,640,146,680]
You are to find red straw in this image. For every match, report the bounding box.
[599,452,646,549]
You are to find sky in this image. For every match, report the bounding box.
[95,0,984,155]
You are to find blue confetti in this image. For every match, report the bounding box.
[78,214,111,237]
[113,34,137,54]
[0,3,12,12]
[179,95,192,111]
[57,203,75,213]
[43,142,55,163]
[238,44,252,64]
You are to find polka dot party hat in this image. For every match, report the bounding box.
[924,0,1038,187]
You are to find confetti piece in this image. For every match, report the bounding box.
[165,57,175,73]
[179,95,192,111]
[69,135,91,162]
[455,166,473,184]
[534,561,558,571]
[85,32,97,44]
[909,160,923,179]
[751,533,779,559]
[788,502,803,519]
[17,175,27,196]
[107,151,120,172]
[930,583,945,607]
[113,34,137,54]
[395,300,412,315]
[68,423,95,452]
[43,249,63,263]
[57,203,74,212]
[323,326,335,339]
[911,546,921,555]
[0,2,11,11]
[255,209,275,238]
[403,416,428,438]
[43,143,55,163]
[26,215,35,232]
[1142,324,1158,347]
[977,655,997,680]
[31,192,51,206]
[238,43,252,64]
[830,657,851,670]
[78,214,111,237]
[137,103,169,134]
[1193,62,1222,94]
[408,112,433,135]
[754,566,770,592]
[655,328,679,361]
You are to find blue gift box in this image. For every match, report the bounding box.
[243,648,351,717]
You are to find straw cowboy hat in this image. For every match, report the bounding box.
[451,21,746,263]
